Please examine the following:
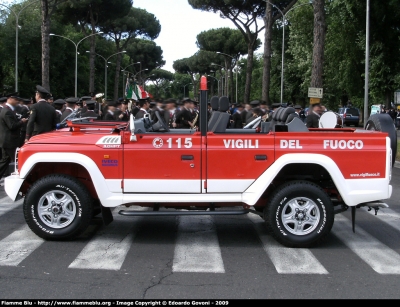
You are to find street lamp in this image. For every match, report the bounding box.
[183,83,192,98]
[262,0,311,104]
[217,52,238,103]
[211,63,228,96]
[207,75,220,97]
[363,0,370,125]
[87,50,126,99]
[50,31,103,97]
[0,0,40,92]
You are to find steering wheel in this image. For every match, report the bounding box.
[155,110,170,132]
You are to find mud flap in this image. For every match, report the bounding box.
[101,206,113,225]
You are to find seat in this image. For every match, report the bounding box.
[268,107,298,132]
[210,96,231,133]
[287,117,309,132]
[207,96,220,131]
[268,107,285,131]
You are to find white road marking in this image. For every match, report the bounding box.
[0,197,23,217]
[333,214,400,274]
[173,215,225,273]
[69,207,144,271]
[362,207,400,232]
[248,214,328,274]
[0,225,44,266]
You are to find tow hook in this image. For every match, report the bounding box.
[351,202,389,233]
[362,202,389,216]
[367,206,380,215]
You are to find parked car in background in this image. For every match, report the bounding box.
[338,107,360,126]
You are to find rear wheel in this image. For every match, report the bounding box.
[264,180,334,248]
[23,174,93,240]
[365,113,397,167]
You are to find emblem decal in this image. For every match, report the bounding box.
[153,137,163,148]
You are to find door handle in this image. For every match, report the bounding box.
[181,155,194,160]
[254,155,267,161]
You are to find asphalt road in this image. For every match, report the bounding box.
[0,168,400,300]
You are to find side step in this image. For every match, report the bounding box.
[119,209,262,217]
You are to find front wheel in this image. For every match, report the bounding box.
[264,180,334,248]
[23,174,93,240]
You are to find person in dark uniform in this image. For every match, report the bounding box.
[174,98,195,129]
[114,99,123,120]
[0,96,7,110]
[135,97,150,119]
[80,100,100,120]
[0,96,7,160]
[60,97,78,122]
[76,96,89,116]
[294,105,302,118]
[25,85,57,142]
[245,100,260,124]
[0,93,28,178]
[47,95,54,107]
[104,99,117,120]
[231,104,244,128]
[89,92,101,117]
[53,99,66,124]
[164,98,177,128]
[100,99,108,119]
[18,98,33,147]
[306,101,324,128]
[116,100,130,121]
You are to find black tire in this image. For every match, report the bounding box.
[23,174,93,240]
[264,180,334,248]
[365,113,397,167]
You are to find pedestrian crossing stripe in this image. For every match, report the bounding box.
[1,201,400,275]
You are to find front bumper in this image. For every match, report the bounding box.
[4,174,24,201]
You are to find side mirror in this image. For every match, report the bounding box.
[130,114,137,141]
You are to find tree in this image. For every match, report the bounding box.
[280,0,314,105]
[59,0,132,94]
[41,0,67,91]
[262,0,298,105]
[170,73,192,99]
[100,7,161,100]
[310,0,326,89]
[196,27,257,101]
[147,68,174,98]
[125,38,165,85]
[188,0,264,104]
[174,50,220,99]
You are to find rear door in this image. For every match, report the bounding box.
[206,132,275,193]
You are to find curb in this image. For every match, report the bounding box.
[395,161,400,169]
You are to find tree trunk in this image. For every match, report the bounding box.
[113,52,122,101]
[262,3,273,105]
[41,0,51,91]
[89,7,96,95]
[311,0,326,89]
[244,41,255,104]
